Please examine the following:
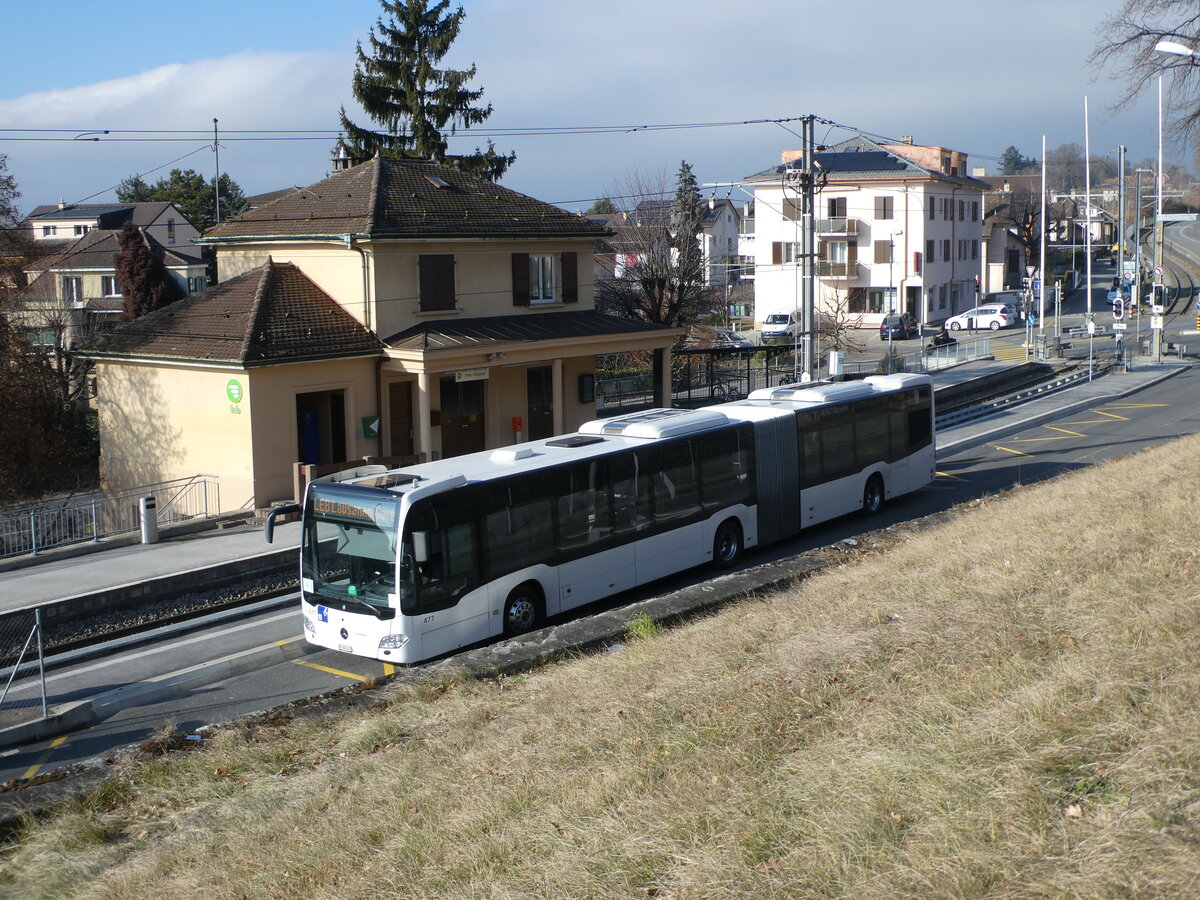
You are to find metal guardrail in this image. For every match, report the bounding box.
[0,475,220,559]
[935,366,1100,430]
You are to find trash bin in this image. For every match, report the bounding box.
[139,495,159,544]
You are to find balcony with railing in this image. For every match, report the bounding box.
[816,261,862,279]
[815,218,859,237]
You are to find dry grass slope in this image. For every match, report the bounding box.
[2,434,1200,899]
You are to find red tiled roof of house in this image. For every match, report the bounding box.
[204,157,611,241]
[82,259,383,365]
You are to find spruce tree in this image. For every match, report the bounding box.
[339,0,514,181]
[671,160,705,288]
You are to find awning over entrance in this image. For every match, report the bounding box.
[384,310,676,353]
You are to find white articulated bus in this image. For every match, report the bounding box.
[267,373,935,665]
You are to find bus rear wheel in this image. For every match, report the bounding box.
[712,519,743,569]
[503,583,543,636]
[861,474,885,516]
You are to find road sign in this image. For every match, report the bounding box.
[1151,316,1164,330]
[1155,265,1164,276]
[1112,322,1128,331]
[1123,271,1133,281]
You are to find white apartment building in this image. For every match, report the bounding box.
[747,136,988,329]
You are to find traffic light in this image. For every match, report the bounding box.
[1112,295,1124,320]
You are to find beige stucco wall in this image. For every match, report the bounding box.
[213,237,599,342]
[94,356,381,513]
[246,358,381,506]
[94,360,256,511]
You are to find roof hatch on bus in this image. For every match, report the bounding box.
[578,407,730,440]
[748,382,875,404]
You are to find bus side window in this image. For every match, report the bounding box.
[907,387,933,451]
[610,451,646,536]
[854,397,890,470]
[819,405,856,481]
[699,428,752,511]
[648,441,699,524]
[795,411,822,489]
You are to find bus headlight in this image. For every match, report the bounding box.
[378,633,409,650]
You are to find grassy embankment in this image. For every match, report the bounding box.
[2,433,1200,898]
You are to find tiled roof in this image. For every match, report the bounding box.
[745,136,989,189]
[385,310,676,352]
[24,228,202,273]
[82,259,384,365]
[204,157,612,242]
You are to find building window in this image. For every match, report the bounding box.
[942,239,951,260]
[925,239,935,262]
[62,276,82,302]
[188,275,207,293]
[849,288,895,314]
[971,201,979,222]
[101,275,120,297]
[971,240,979,260]
[42,225,57,237]
[828,197,847,218]
[943,198,953,221]
[529,254,555,303]
[167,218,176,244]
[958,200,965,221]
[939,284,948,309]
[874,240,892,264]
[874,196,894,220]
[929,200,936,221]
[418,254,456,312]
[73,224,89,236]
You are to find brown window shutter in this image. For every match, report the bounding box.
[419,255,455,312]
[874,240,890,264]
[772,242,783,265]
[847,242,858,265]
[561,252,578,303]
[512,253,530,306]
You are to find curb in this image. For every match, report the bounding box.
[0,636,319,751]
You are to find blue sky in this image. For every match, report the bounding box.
[0,0,1184,218]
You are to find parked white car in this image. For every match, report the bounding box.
[945,304,1014,331]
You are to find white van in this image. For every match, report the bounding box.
[760,311,800,342]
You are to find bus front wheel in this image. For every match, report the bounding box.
[503,583,544,636]
[861,475,885,516]
[712,519,743,569]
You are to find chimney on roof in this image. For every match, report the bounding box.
[332,144,352,171]
[58,198,66,210]
[899,135,914,145]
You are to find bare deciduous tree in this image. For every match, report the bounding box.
[594,166,720,331]
[1091,1,1200,140]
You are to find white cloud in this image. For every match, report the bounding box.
[0,51,354,212]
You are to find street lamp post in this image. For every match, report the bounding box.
[887,230,902,374]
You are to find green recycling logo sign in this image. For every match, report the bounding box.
[226,379,244,404]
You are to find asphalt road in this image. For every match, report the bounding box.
[4,363,1198,785]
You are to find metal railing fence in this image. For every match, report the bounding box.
[0,609,46,731]
[0,475,220,560]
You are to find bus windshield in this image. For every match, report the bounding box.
[303,483,402,614]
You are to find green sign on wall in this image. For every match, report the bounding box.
[226,379,243,404]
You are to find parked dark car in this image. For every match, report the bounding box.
[880,313,917,340]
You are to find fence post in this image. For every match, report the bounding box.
[29,511,37,557]
[35,608,47,718]
[91,499,99,543]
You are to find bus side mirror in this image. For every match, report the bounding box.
[264,503,302,544]
[412,531,430,563]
